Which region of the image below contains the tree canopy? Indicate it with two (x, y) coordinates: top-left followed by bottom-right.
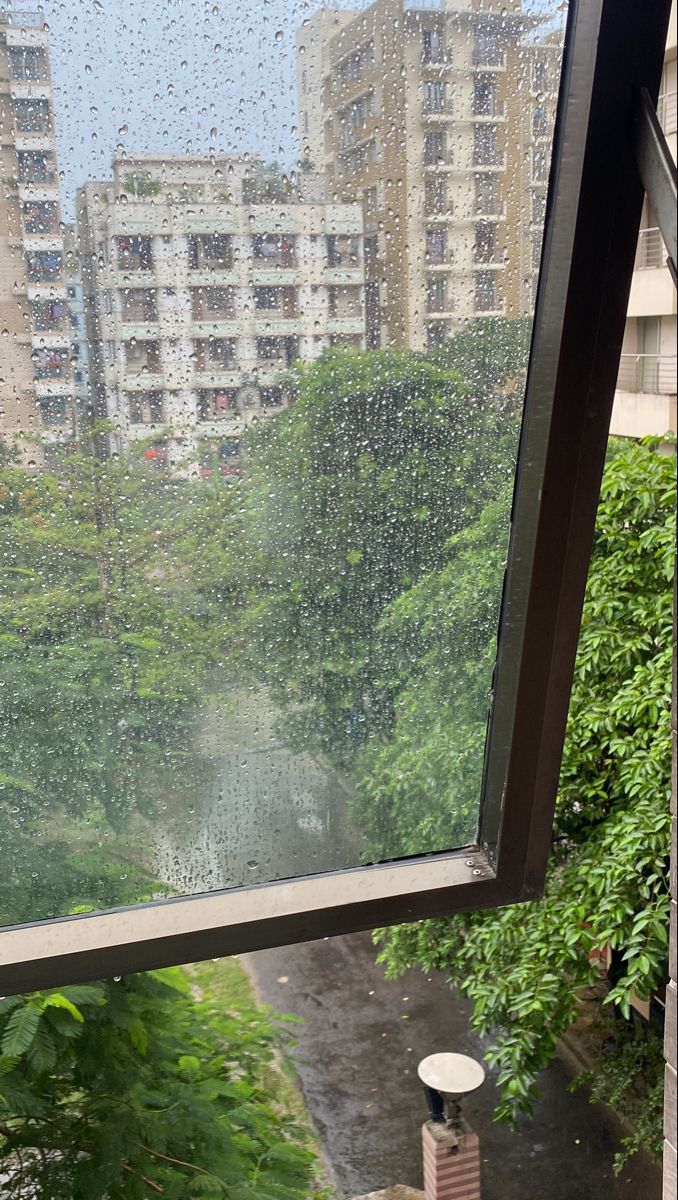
(371, 437), (674, 1163)
(239, 345), (519, 762)
(0, 443), (239, 922)
(0, 969), (316, 1199)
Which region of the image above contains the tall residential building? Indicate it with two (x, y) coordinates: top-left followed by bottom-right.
(0, 10), (74, 465)
(297, 0), (562, 351)
(76, 156), (365, 471)
(611, 3), (677, 439)
(63, 224), (92, 432)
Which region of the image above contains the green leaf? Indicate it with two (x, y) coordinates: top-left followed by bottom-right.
(1, 1004), (41, 1057)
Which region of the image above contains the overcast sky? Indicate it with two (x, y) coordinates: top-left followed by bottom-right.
(7, 0), (559, 216)
(18, 0), (366, 215)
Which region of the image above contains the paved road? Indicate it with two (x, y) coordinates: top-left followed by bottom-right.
(246, 931), (662, 1200)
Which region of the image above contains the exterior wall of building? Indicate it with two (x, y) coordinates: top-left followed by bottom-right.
(304, 0), (559, 352)
(77, 157), (365, 472)
(0, 11), (73, 465)
(63, 225), (92, 432)
(611, 2), (677, 441)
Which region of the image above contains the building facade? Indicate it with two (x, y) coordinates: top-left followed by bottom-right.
(76, 156), (365, 471)
(297, 0), (561, 351)
(63, 223), (92, 433)
(611, 5), (677, 439)
(0, 10), (74, 465)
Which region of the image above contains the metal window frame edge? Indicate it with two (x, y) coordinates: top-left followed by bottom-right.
(0, 0), (672, 996)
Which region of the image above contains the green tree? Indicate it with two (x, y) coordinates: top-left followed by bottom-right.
(240, 347), (518, 762)
(0, 444), (239, 922)
(0, 970), (315, 1199)
(371, 438), (674, 1163)
(355, 486), (512, 857)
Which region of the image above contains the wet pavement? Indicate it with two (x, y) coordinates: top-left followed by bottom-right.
(246, 931), (662, 1200)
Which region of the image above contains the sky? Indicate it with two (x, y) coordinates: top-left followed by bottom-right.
(13, 0), (367, 215)
(6, 0), (562, 217)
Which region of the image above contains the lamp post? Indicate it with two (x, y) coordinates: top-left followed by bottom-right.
(417, 1053), (485, 1200)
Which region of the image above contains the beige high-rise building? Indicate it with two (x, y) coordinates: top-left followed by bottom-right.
(611, 2), (677, 439)
(77, 155), (365, 471)
(0, 10), (73, 465)
(297, 0), (562, 351)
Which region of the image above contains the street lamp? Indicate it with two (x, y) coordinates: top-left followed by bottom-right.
(417, 1052), (485, 1133)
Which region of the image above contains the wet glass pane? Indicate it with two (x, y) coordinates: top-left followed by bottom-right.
(0, 0), (567, 924)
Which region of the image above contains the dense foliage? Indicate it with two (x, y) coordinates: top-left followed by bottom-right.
(371, 438), (674, 1157)
(0, 969), (315, 1199)
(0, 443), (238, 922)
(240, 344), (519, 761)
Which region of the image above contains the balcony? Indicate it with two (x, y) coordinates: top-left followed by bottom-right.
(128, 393), (165, 425)
(26, 250), (63, 283)
(197, 388), (240, 422)
(472, 100), (506, 122)
(472, 153), (506, 171)
(30, 297), (67, 332)
(616, 354), (677, 395)
(327, 317), (364, 335)
(634, 227), (667, 271)
(657, 90), (677, 135)
(472, 51), (506, 71)
(33, 348), (69, 380)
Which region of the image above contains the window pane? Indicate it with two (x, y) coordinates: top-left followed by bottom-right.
(0, 1), (566, 927)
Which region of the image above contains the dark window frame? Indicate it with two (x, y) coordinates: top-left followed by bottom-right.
(0, 0), (671, 995)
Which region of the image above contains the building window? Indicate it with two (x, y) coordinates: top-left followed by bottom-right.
(423, 130), (446, 166)
(423, 81), (446, 114)
(473, 75), (500, 117)
(474, 270), (497, 312)
(188, 234), (233, 270)
(532, 106), (549, 138)
(532, 191), (547, 225)
(425, 228), (447, 265)
(26, 250), (63, 282)
(198, 388), (238, 419)
(474, 125), (501, 167)
(121, 288), (157, 322)
(192, 286), (235, 319)
(473, 29), (504, 69)
(17, 150), (56, 185)
(8, 45), (48, 81)
(426, 321), (447, 350)
(128, 392), (164, 424)
(116, 236), (153, 271)
(426, 277), (447, 313)
(532, 147), (549, 183)
(252, 234), (296, 267)
(475, 174), (500, 215)
(474, 222), (497, 265)
(425, 177), (447, 215)
(12, 97), (52, 132)
(422, 28), (444, 64)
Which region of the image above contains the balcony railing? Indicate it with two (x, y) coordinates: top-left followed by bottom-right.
(657, 90), (677, 135)
(3, 11), (46, 26)
(472, 100), (505, 119)
(634, 227), (666, 270)
(616, 354), (677, 395)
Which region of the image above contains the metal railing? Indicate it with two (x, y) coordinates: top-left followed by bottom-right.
(634, 226), (666, 269)
(2, 10), (45, 26)
(616, 353), (677, 395)
(657, 90), (677, 134)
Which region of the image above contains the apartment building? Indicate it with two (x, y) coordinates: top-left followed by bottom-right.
(0, 10), (73, 465)
(297, 0), (561, 351)
(611, 3), (677, 439)
(63, 224), (92, 432)
(76, 157), (365, 471)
